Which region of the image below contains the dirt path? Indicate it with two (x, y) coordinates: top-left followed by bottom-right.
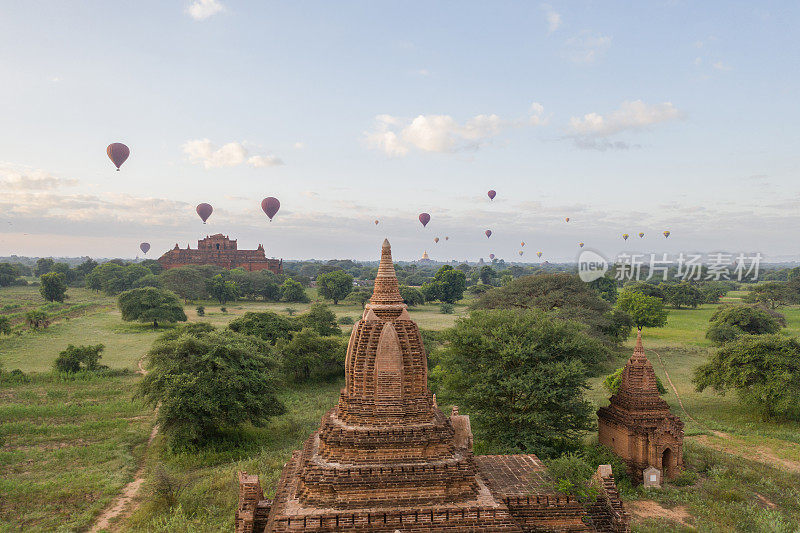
(650, 348), (800, 474)
(626, 500), (691, 527)
(89, 356), (156, 533)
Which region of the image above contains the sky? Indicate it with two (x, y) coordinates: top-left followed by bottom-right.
(1, 1), (799, 262)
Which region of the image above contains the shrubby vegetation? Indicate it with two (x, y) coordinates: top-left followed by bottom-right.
(53, 344), (106, 373)
(694, 334), (800, 420)
(118, 287), (187, 329)
(39, 271), (67, 302)
(472, 273), (632, 345)
(433, 309), (606, 458)
(138, 324), (286, 448)
(706, 304), (784, 344)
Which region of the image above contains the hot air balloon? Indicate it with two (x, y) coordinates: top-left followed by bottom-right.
(434, 237), (440, 243)
(663, 230), (671, 238)
(419, 213), (431, 227)
(622, 233), (629, 241)
(374, 220), (379, 225)
(445, 236), (449, 240)
(196, 203), (213, 224)
(578, 242), (584, 248)
(565, 217), (570, 222)
(485, 229), (492, 238)
(639, 232), (645, 238)
(519, 251), (524, 256)
(107, 143), (130, 171)
(140, 242), (150, 254)
(487, 190), (496, 200)
(489, 253), (495, 260)
(537, 251), (543, 258)
(261, 197), (280, 221)
(520, 241), (526, 247)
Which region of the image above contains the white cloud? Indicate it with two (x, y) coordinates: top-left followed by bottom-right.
(366, 107), (545, 157)
(529, 102), (547, 125)
(0, 165), (77, 190)
(182, 139), (283, 169)
(712, 61), (732, 71)
(248, 155), (284, 167)
(565, 31), (611, 64)
(541, 4), (562, 33)
(568, 100), (680, 150)
(417, 68), (431, 76)
(183, 139), (246, 168)
(186, 0), (224, 20)
(293, 142), (305, 149)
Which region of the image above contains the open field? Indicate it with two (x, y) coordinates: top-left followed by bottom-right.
(4, 283), (800, 531)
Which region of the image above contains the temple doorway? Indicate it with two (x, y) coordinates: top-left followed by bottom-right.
(662, 448), (674, 478)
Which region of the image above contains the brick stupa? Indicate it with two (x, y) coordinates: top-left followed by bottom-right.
(237, 240), (630, 532)
(597, 330), (684, 481)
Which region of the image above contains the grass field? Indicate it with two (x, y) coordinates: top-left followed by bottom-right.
(4, 283), (800, 531)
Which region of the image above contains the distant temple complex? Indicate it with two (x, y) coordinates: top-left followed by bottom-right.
(597, 331), (684, 483)
(157, 234), (282, 274)
(236, 239), (629, 533)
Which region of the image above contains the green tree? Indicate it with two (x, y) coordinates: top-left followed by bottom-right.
(25, 310), (50, 330)
(228, 311), (298, 344)
(622, 281), (665, 302)
(35, 258), (55, 277)
(133, 274), (162, 289)
(399, 285), (425, 307)
(53, 344), (105, 373)
(706, 304), (784, 344)
(343, 288), (371, 308)
(614, 290), (668, 331)
(316, 270), (354, 305)
(298, 303), (341, 336)
(118, 287), (187, 329)
(0, 263), (19, 287)
(694, 334), (800, 420)
(0, 316), (11, 335)
(478, 265), (497, 286)
(39, 272), (67, 302)
(660, 282), (704, 309)
(588, 276), (619, 303)
(161, 267), (206, 302)
(276, 327), (346, 382)
(137, 325), (285, 447)
(422, 265), (467, 304)
(436, 309), (603, 458)
(206, 274), (239, 305)
(473, 273), (632, 345)
(743, 282), (794, 309)
(280, 278), (309, 303)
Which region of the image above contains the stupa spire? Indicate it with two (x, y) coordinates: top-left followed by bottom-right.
(369, 239), (404, 306)
(617, 330), (661, 398)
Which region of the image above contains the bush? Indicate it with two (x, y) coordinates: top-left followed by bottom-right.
(54, 344), (106, 373)
(137, 325), (285, 448)
(228, 311), (298, 344)
(399, 285), (425, 306)
(671, 469), (699, 486)
(316, 270), (354, 304)
(337, 316), (355, 325)
(276, 327), (346, 382)
(0, 316), (10, 335)
(280, 278), (309, 303)
(436, 309), (604, 457)
(547, 453), (600, 502)
(706, 304), (783, 345)
(39, 271), (68, 302)
(118, 287), (187, 329)
(297, 304), (341, 336)
(694, 334), (800, 420)
(439, 303), (455, 314)
(25, 310), (50, 330)
(220, 307), (227, 313)
(196, 305), (205, 316)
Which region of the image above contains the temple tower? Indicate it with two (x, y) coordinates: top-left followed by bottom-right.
(597, 331), (684, 481)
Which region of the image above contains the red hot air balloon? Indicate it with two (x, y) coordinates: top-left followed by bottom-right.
(374, 220), (379, 225)
(139, 242), (150, 254)
(419, 213), (431, 227)
(489, 253), (495, 260)
(565, 217), (570, 222)
(107, 143), (130, 171)
(485, 229), (492, 238)
(196, 203), (213, 224)
(487, 190), (496, 200)
(434, 237), (440, 243)
(261, 197), (280, 221)
(445, 236), (449, 240)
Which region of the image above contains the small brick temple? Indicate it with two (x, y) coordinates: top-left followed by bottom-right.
(236, 239), (630, 532)
(157, 234), (282, 273)
(597, 330), (684, 482)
